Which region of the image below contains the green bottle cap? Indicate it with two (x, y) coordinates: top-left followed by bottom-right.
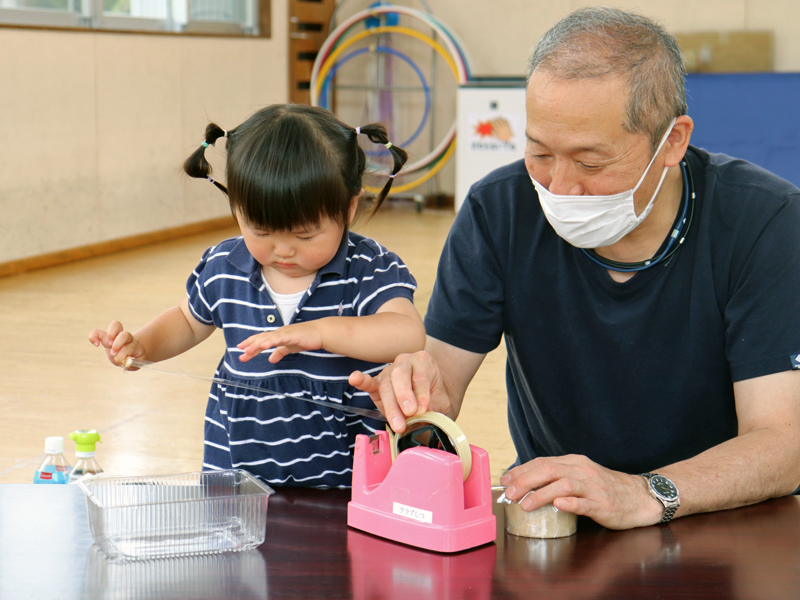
(69, 430), (102, 453)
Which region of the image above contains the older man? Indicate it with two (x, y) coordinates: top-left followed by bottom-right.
(350, 6), (800, 529)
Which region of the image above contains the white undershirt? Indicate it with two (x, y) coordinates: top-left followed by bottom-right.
(262, 273), (307, 325)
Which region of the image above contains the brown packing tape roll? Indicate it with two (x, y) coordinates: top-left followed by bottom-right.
(387, 412), (473, 481)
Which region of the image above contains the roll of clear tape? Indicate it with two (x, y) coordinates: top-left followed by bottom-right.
(503, 498), (578, 539)
(387, 412), (473, 482)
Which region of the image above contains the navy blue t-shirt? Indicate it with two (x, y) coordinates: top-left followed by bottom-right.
(425, 147), (800, 474)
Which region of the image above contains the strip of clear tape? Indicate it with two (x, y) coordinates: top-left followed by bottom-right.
(123, 358), (386, 422)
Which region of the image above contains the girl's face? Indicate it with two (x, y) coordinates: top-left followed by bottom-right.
(237, 196), (359, 284)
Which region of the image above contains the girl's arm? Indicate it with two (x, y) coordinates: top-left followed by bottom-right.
(237, 297), (425, 364)
(89, 297), (216, 367)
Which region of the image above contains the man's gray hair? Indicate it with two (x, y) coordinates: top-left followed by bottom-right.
(527, 7), (687, 149)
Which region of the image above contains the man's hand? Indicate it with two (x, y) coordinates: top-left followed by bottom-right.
(349, 351), (454, 434)
(500, 454), (665, 530)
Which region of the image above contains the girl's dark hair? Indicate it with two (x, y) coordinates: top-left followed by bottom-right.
(183, 104), (408, 232)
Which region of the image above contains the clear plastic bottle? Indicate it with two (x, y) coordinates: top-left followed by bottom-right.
(34, 436), (72, 484)
(68, 430), (103, 484)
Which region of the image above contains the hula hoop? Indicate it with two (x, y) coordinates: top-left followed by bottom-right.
(312, 6), (472, 190)
(314, 26), (459, 176)
(313, 5), (471, 94)
(319, 45), (431, 152)
(315, 26), (459, 104)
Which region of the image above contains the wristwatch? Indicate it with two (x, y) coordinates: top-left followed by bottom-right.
(640, 473), (681, 523)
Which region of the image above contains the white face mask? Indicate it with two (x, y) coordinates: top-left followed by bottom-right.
(530, 118), (677, 249)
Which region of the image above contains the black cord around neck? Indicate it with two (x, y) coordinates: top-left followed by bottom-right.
(582, 160), (695, 273)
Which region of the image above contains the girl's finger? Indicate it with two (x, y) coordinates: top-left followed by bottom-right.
(237, 333), (269, 348)
(110, 330), (133, 355)
(237, 344), (263, 362)
(88, 329), (106, 347)
(268, 346), (291, 364)
(114, 347), (132, 366)
(106, 321), (124, 340)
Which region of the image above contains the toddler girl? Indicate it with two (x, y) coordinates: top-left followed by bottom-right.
(89, 104), (425, 488)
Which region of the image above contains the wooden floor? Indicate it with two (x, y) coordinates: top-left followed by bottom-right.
(0, 202), (515, 485)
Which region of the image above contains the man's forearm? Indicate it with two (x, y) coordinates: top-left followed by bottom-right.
(497, 372), (800, 530)
(657, 426), (800, 519)
(424, 336), (487, 420)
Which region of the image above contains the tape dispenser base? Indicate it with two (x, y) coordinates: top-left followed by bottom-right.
(347, 424), (496, 553)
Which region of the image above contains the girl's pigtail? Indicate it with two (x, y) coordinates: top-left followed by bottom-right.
(183, 123), (229, 194)
(359, 124), (409, 215)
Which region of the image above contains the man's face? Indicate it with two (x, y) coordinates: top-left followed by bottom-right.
(524, 71), (665, 217)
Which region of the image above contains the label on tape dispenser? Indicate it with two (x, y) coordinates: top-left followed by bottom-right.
(392, 502), (433, 524)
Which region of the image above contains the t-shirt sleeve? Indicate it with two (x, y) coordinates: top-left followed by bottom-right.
(424, 193), (506, 354)
(352, 241), (417, 317)
(726, 192), (800, 381)
(185, 245), (220, 327)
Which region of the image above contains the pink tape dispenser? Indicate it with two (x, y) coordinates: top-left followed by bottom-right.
(347, 412), (496, 553)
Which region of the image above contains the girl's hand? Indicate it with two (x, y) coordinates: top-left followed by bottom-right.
(88, 320), (146, 368)
(237, 322), (325, 364)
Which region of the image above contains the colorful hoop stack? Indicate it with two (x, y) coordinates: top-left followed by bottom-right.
(310, 5), (473, 194)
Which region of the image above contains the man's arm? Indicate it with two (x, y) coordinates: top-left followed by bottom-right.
(501, 369), (800, 529)
(659, 369), (800, 515)
(349, 336), (486, 433)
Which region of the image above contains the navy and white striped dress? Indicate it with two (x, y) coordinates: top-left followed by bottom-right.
(186, 232), (417, 488)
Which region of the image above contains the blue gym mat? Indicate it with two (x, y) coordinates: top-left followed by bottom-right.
(686, 73), (800, 189)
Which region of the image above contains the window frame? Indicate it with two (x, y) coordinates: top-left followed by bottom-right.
(0, 0), (270, 38)
(0, 6), (86, 29)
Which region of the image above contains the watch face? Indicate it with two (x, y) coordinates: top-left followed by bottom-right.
(651, 475), (678, 501)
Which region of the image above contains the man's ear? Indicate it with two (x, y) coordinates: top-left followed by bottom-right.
(664, 115), (694, 168)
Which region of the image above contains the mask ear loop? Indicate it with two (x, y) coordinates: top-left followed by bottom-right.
(629, 117), (679, 225)
(631, 117), (678, 195)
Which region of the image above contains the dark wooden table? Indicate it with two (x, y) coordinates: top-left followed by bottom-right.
(1, 484), (798, 599)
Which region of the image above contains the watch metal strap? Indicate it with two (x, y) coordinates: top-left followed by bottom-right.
(641, 472), (679, 524)
(660, 504), (678, 524)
